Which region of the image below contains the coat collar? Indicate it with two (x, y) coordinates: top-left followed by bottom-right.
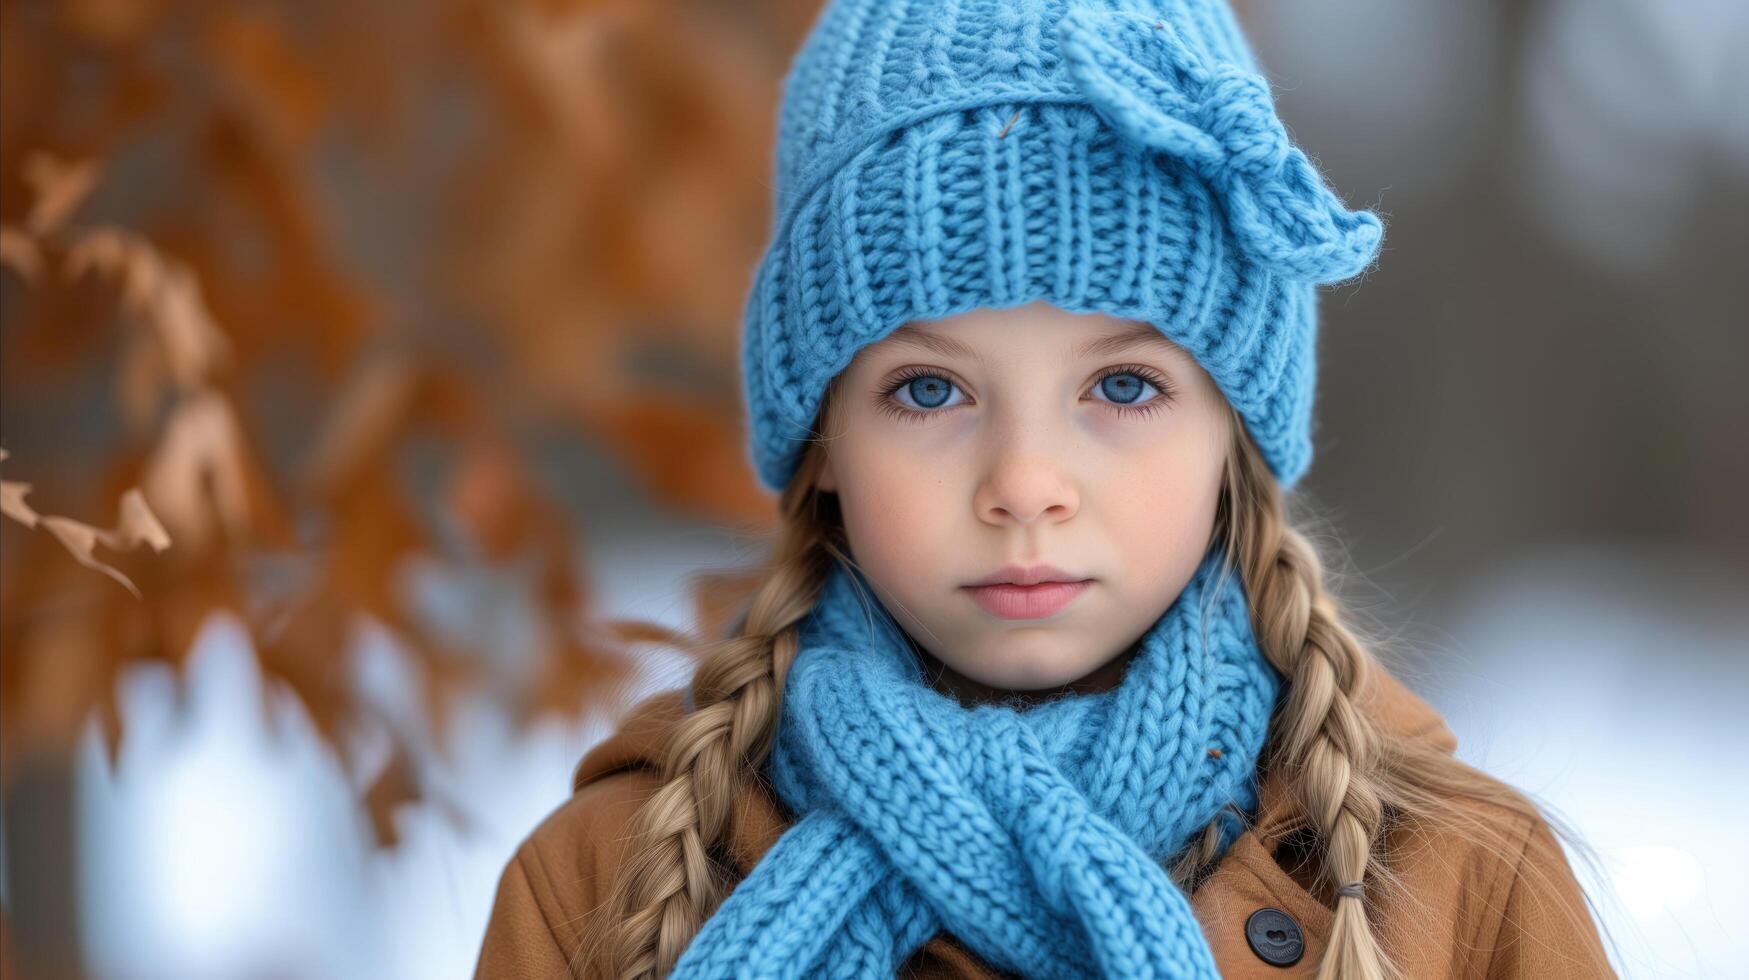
(572, 660), (1459, 879)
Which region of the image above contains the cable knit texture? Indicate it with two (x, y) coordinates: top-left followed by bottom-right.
(741, 0), (1384, 492)
(669, 544), (1282, 978)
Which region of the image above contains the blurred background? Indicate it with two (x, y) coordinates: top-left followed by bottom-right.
(1, 0), (1744, 977)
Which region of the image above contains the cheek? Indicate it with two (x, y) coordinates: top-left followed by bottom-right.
(1103, 430), (1226, 565)
(835, 447), (957, 570)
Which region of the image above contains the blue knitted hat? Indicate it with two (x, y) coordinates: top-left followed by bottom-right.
(741, 0), (1384, 492)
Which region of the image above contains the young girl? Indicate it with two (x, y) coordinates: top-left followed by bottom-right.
(477, 0), (1616, 977)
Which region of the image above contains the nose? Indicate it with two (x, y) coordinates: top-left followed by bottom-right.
(973, 446), (1081, 528)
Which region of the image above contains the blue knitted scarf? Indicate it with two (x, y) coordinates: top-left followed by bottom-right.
(671, 544), (1282, 978)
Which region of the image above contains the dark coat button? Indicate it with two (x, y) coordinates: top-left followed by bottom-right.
(1245, 907), (1305, 967)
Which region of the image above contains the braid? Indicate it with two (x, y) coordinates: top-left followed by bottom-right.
(1177, 401), (1622, 978)
(1222, 409), (1398, 980)
(575, 443), (848, 979)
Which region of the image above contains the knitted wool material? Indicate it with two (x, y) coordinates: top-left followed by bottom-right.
(669, 544), (1282, 978)
(741, 0), (1385, 493)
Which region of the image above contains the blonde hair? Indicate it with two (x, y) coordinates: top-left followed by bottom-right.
(577, 378), (1614, 979)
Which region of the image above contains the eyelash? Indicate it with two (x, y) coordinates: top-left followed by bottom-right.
(874, 363), (1177, 423)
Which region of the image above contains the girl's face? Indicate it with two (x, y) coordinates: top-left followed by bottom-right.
(818, 299), (1233, 700)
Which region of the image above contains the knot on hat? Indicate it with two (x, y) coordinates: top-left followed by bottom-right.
(1060, 4), (1383, 284)
(1195, 67), (1287, 179)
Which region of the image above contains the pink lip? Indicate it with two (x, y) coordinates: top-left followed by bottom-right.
(962, 580), (1092, 620)
(964, 563), (1085, 587)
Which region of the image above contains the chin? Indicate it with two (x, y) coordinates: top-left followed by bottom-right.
(967, 661), (1090, 693)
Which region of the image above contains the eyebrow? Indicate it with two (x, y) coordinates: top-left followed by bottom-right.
(884, 326), (985, 361)
(884, 323), (1178, 361)
(1071, 324), (1181, 359)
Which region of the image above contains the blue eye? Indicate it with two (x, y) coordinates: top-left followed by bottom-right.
(1087, 367), (1174, 417)
(901, 374), (955, 409)
(1096, 372), (1150, 405)
(883, 371), (967, 414)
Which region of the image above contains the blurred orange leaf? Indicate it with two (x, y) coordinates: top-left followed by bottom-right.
(22, 151), (101, 236)
(445, 438), (545, 562)
(2, 448), (171, 599)
(140, 391), (253, 553)
(0, 227), (42, 281)
(66, 227), (233, 390)
(199, 4), (329, 153)
(299, 353), (421, 499)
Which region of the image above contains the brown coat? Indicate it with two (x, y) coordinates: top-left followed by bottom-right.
(476, 667), (1615, 978)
